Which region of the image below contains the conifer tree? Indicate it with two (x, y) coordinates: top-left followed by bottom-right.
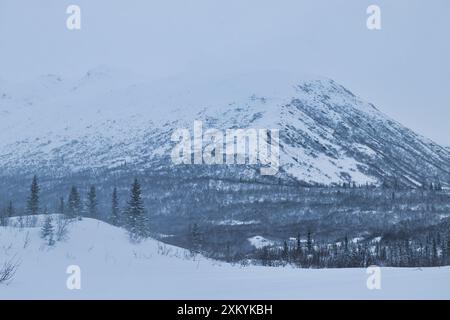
(190, 223), (202, 254)
(26, 175), (40, 215)
(58, 197), (65, 214)
(126, 179), (147, 240)
(6, 201), (14, 217)
(41, 215), (55, 245)
(87, 185), (98, 218)
(68, 186), (82, 218)
(344, 235), (349, 253)
(282, 240), (289, 261)
(111, 187), (120, 226)
(432, 238), (438, 266)
(296, 233), (302, 254)
(307, 231), (313, 254)
(446, 236), (450, 265)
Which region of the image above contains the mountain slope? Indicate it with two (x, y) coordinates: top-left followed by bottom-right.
(1, 68), (449, 187)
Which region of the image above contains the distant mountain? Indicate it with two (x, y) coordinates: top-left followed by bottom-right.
(1, 67), (449, 188)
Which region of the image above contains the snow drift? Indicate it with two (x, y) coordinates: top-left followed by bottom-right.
(1, 215), (449, 299)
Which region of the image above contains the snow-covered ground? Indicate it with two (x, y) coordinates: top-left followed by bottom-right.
(1, 216), (449, 300)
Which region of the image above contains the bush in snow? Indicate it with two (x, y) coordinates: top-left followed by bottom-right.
(55, 215), (71, 242)
(0, 257), (20, 285)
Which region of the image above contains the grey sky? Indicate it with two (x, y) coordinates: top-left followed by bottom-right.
(0, 0), (449, 145)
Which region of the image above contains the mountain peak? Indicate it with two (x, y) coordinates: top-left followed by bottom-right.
(1, 68), (449, 188)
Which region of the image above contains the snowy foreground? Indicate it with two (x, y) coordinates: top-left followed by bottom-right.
(1, 216), (449, 300)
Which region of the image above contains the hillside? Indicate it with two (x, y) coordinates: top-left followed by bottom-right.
(1, 216), (449, 299)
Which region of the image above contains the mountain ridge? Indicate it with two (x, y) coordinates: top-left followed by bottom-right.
(1, 67), (449, 187)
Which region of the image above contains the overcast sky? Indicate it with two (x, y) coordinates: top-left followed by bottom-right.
(1, 0), (449, 145)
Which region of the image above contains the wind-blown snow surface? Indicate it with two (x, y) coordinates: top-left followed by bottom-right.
(1, 68), (450, 187)
(1, 216), (449, 300)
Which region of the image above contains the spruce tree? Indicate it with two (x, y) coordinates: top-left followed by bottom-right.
(344, 235), (349, 253)
(41, 215), (54, 245)
(58, 197), (65, 214)
(296, 233), (302, 254)
(111, 187), (120, 226)
(68, 186), (82, 218)
(190, 223), (201, 254)
(26, 175), (40, 215)
(283, 240), (289, 261)
(87, 185), (98, 218)
(6, 201), (14, 217)
(432, 238), (438, 266)
(307, 231), (313, 254)
(126, 179), (147, 239)
(446, 236), (450, 265)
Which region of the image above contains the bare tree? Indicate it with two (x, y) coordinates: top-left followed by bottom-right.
(0, 257), (20, 284)
(55, 215), (71, 241)
(23, 232), (31, 249)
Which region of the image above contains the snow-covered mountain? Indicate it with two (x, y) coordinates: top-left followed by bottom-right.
(1, 67), (450, 187)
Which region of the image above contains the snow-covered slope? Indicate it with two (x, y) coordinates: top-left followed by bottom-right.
(1, 68), (450, 186)
(1, 216), (449, 299)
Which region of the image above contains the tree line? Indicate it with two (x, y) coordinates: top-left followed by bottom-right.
(252, 231), (450, 268)
(0, 175), (149, 241)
